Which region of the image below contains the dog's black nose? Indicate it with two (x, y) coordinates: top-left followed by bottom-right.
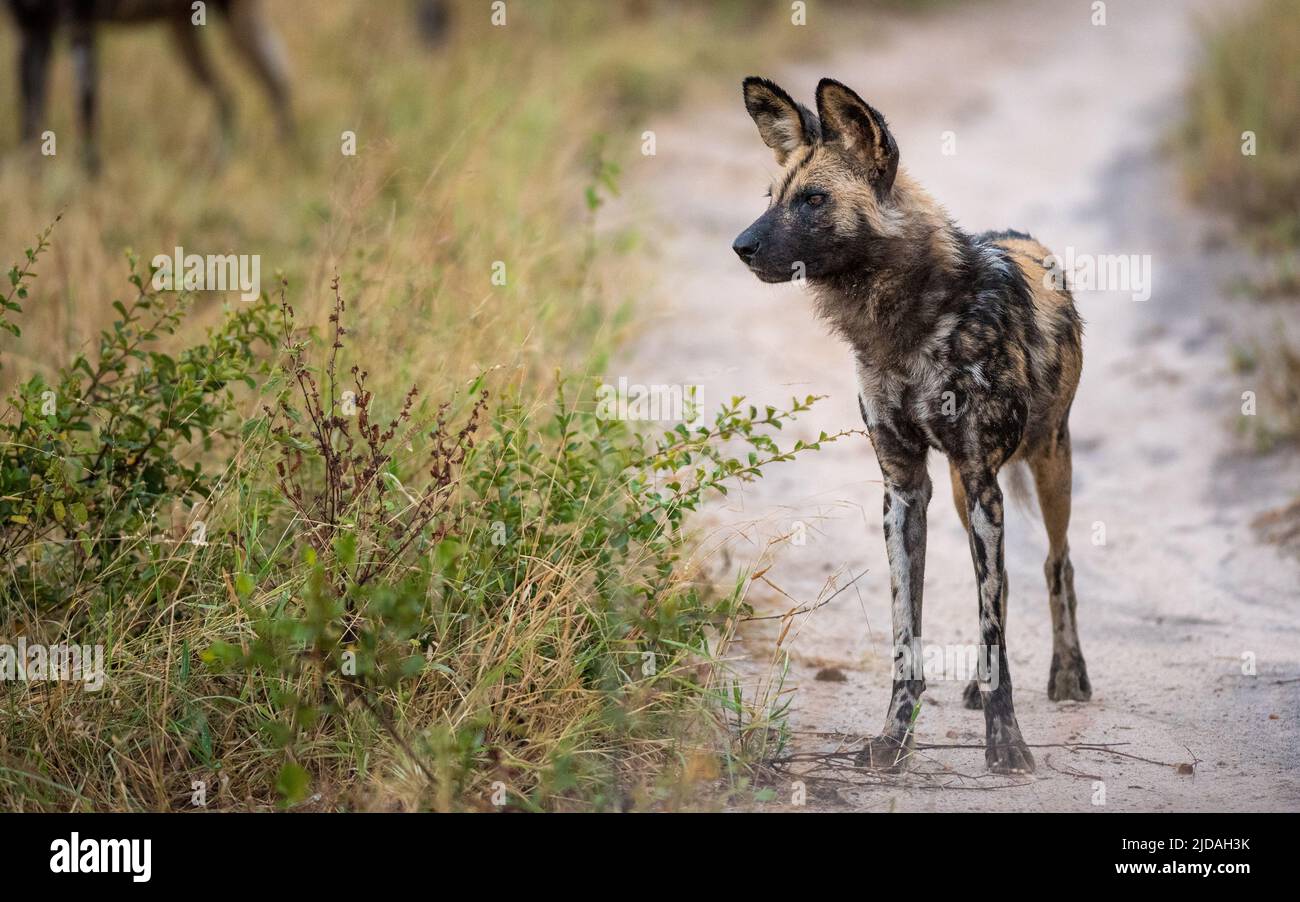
(732, 236), (760, 263)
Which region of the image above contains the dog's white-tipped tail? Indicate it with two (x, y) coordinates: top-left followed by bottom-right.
(1003, 460), (1038, 519)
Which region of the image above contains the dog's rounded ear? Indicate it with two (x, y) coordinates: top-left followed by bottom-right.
(743, 76), (819, 165)
(815, 78), (899, 197)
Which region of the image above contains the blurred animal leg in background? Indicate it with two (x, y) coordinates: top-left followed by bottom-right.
(416, 0), (452, 48)
(171, 13), (237, 163)
(69, 18), (100, 176)
(226, 0), (294, 138)
(16, 5), (54, 149)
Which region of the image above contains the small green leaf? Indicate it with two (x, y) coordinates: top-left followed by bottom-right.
(434, 537), (463, 570)
(275, 762), (311, 804)
(334, 531), (357, 570)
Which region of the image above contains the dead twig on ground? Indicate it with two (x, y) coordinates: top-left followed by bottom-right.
(740, 568), (870, 622)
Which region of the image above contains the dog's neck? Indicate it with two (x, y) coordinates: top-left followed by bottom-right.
(810, 175), (967, 373)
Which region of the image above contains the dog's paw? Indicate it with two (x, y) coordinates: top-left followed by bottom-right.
(986, 738), (1036, 775)
(1048, 652), (1092, 702)
(962, 680), (983, 709)
(855, 734), (914, 773)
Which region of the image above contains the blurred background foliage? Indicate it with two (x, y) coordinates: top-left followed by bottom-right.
(1181, 0), (1300, 448)
(0, 0), (821, 403)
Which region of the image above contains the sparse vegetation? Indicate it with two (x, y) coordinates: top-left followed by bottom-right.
(1, 228), (839, 810)
(0, 1), (799, 402)
(0, 0), (849, 810)
(1182, 0), (1300, 448)
(1181, 0), (1300, 251)
(1230, 332), (1300, 449)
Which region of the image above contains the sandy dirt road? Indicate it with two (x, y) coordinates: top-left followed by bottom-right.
(620, 0), (1300, 810)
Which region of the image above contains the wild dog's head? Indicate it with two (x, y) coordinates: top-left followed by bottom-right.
(733, 77), (903, 283)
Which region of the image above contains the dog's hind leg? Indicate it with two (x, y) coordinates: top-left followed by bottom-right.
(856, 412), (931, 772)
(1029, 428), (1091, 702)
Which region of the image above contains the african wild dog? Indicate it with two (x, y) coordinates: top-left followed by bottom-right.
(7, 0), (292, 174)
(733, 77), (1091, 774)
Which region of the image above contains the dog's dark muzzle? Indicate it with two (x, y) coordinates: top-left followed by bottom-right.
(732, 226), (762, 265)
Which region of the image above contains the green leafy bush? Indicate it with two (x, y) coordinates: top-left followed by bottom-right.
(1, 227), (832, 810)
(1, 223), (276, 605)
(208, 282), (832, 808)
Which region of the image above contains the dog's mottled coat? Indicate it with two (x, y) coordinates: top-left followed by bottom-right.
(733, 77), (1091, 774)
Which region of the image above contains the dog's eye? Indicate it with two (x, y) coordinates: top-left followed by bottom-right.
(805, 193), (827, 207)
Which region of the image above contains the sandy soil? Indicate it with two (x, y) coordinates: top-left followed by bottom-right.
(618, 0), (1300, 810)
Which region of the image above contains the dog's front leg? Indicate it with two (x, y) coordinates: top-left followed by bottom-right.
(857, 422), (931, 771)
(960, 469), (1035, 774)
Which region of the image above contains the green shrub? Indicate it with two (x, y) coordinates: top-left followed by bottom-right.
(1, 222), (276, 605)
(1, 228), (832, 810)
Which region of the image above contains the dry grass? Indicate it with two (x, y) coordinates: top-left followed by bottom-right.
(0, 1), (805, 401)
(1181, 0), (1300, 251)
(1231, 330), (1300, 448)
(1, 0), (835, 810)
(1183, 0), (1300, 448)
